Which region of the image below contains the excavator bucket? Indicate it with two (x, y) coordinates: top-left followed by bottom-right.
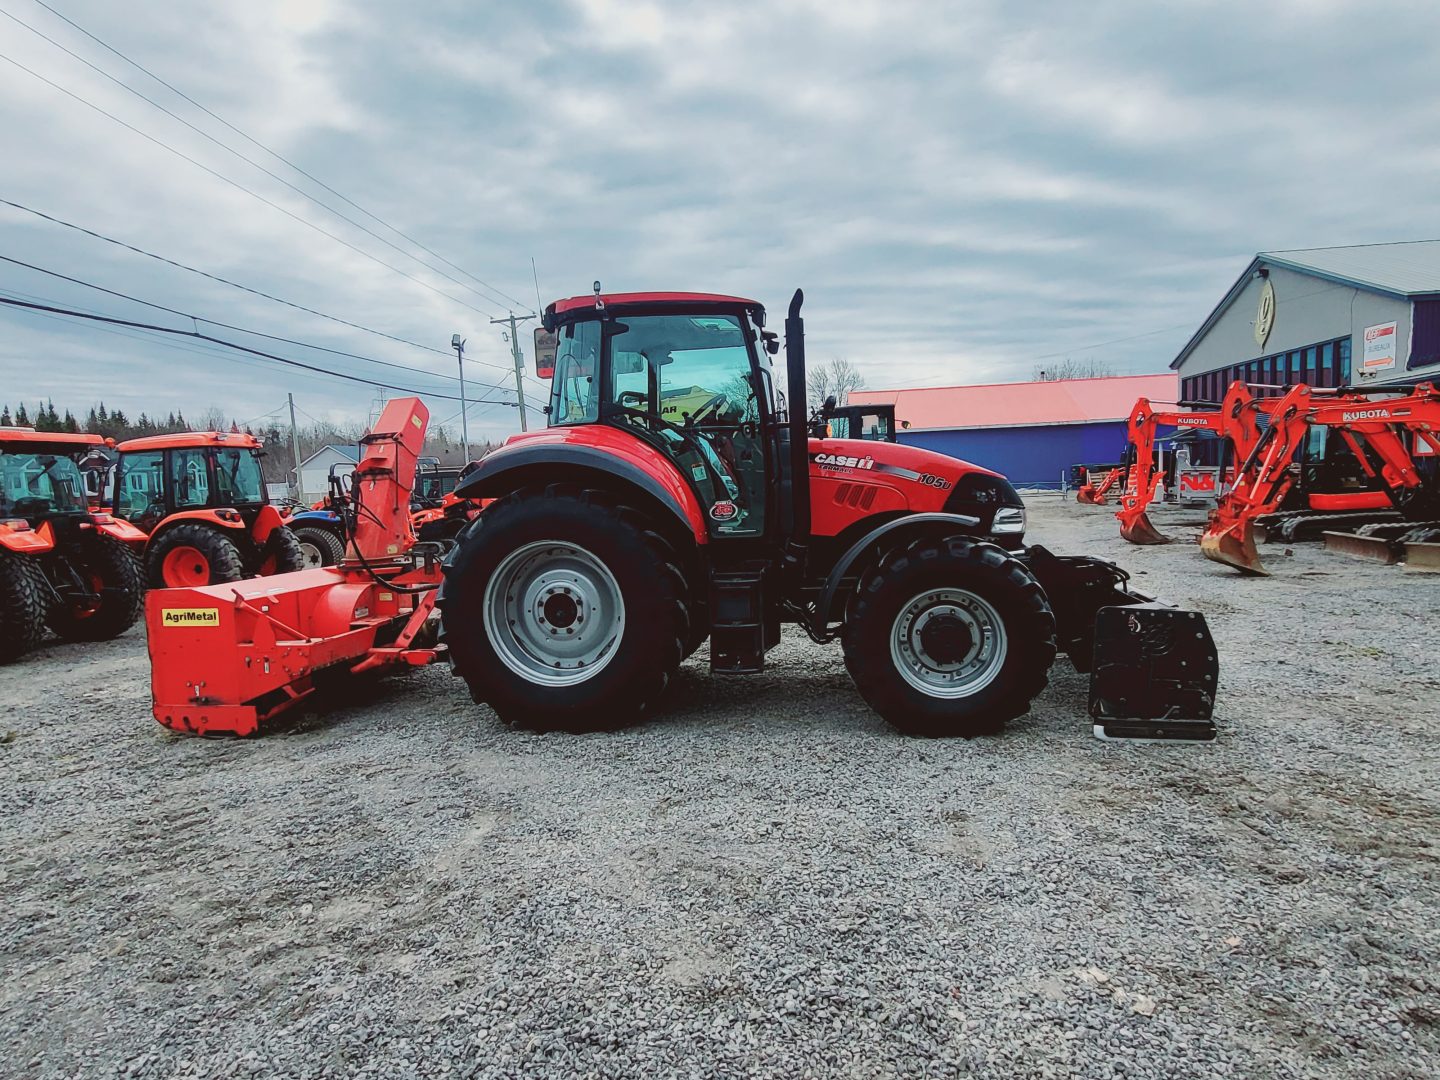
(1076, 485), (1098, 504)
(1199, 518), (1268, 576)
(1118, 510), (1171, 545)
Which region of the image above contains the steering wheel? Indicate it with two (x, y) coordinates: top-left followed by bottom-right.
(613, 406), (733, 501)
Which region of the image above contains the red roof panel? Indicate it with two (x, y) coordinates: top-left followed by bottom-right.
(550, 292), (762, 316)
(849, 373), (1179, 431)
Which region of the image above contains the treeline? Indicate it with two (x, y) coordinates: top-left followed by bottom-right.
(4, 400), (497, 483)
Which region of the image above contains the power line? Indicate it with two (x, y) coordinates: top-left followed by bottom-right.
(0, 252), (514, 383)
(0, 3), (523, 313)
(0, 197), (457, 358)
(0, 294), (541, 411)
(25, 0), (531, 311)
(0, 48), (501, 320)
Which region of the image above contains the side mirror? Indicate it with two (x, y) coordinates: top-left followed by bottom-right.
(823, 395), (837, 415)
(533, 328), (557, 379)
(901, 420), (911, 430)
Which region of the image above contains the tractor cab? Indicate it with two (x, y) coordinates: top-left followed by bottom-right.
(113, 431), (270, 533)
(413, 457), (464, 510)
(113, 432), (304, 589)
(0, 430), (93, 523)
(813, 400), (900, 442)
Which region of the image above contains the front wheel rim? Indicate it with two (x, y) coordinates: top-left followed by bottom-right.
(890, 588), (1008, 698)
(162, 546), (210, 588)
(298, 540), (324, 568)
(483, 541), (625, 687)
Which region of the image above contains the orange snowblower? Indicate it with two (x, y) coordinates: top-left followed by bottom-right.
(145, 398), (446, 735)
(1201, 382), (1440, 574)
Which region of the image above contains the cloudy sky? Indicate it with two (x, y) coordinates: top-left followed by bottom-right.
(2, 0), (1438, 441)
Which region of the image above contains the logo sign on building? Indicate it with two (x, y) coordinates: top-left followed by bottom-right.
(1253, 278), (1276, 348)
(1361, 321), (1398, 375)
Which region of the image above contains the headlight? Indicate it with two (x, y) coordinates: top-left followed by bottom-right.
(991, 506), (1026, 534)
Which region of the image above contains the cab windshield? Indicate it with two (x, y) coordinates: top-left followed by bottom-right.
(0, 450), (88, 517)
(212, 448), (266, 505)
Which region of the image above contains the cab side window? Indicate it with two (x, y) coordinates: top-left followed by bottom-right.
(550, 321), (600, 425)
(170, 449), (210, 509)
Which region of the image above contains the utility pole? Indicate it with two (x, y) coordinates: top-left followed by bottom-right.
(451, 335), (470, 463)
(490, 311), (535, 433)
(287, 393), (303, 501)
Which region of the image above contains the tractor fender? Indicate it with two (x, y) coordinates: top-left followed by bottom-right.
(145, 510), (248, 549)
(0, 519), (55, 554)
(250, 504), (286, 545)
(455, 437), (709, 546)
(814, 511), (982, 632)
(86, 514), (147, 544)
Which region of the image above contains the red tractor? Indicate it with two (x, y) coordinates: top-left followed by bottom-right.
(144, 289), (1220, 742)
(433, 289), (1218, 738)
(112, 431), (305, 588)
(0, 428), (146, 662)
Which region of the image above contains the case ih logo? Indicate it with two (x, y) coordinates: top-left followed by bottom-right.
(813, 453), (875, 470)
(709, 501), (738, 521)
(1342, 408), (1391, 422)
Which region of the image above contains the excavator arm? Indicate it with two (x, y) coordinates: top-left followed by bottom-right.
(1201, 382), (1440, 574)
(1115, 397), (1227, 544)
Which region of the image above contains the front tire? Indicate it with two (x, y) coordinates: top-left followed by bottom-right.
(47, 534), (144, 642)
(0, 552), (47, 662)
(842, 537), (1056, 737)
(439, 485), (692, 731)
(293, 525), (345, 568)
(256, 526), (307, 576)
(147, 524), (247, 589)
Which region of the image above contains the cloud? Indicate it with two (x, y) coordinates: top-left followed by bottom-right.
(1, 0), (1438, 443)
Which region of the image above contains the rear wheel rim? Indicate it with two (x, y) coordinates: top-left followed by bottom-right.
(890, 588), (1007, 698)
(483, 541), (625, 687)
(162, 546), (211, 588)
(298, 540), (324, 568)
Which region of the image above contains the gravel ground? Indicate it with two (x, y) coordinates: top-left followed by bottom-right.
(2, 498), (1437, 1079)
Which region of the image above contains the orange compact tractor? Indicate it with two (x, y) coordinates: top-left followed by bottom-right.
(1202, 382), (1440, 574)
(112, 431), (305, 589)
(0, 428), (146, 662)
(145, 289), (1221, 742)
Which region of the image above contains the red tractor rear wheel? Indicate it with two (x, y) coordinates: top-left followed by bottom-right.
(842, 537), (1057, 737)
(0, 551), (47, 663)
(46, 534), (143, 642)
(439, 484), (693, 731)
(147, 524), (246, 589)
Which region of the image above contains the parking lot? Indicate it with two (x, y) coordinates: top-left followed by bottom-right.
(2, 498), (1437, 1079)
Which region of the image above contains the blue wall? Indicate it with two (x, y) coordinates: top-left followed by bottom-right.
(899, 422), (1128, 486)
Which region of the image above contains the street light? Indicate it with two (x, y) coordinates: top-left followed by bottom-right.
(451, 334), (470, 463)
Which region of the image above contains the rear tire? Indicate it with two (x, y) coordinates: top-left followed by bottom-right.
(439, 485), (691, 731)
(147, 524), (246, 589)
(47, 534), (144, 642)
(257, 526), (306, 576)
(292, 525), (344, 569)
(0, 552), (46, 663)
(842, 537), (1056, 737)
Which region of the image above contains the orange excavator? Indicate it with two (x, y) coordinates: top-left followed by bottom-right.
(1075, 466), (1122, 505)
(1201, 382), (1440, 574)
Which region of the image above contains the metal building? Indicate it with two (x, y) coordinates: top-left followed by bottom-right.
(1172, 240), (1440, 399)
(849, 373), (1177, 488)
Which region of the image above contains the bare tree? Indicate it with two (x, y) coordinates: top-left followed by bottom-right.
(807, 357), (867, 407)
(1031, 358), (1115, 382)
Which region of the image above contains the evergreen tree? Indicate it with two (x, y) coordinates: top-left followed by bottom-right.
(15, 403), (29, 426)
(0, 406), (10, 426)
(62, 410), (79, 433)
(86, 406), (99, 431)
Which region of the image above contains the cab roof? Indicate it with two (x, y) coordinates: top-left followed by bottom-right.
(546, 291), (764, 328)
(118, 431), (262, 452)
(0, 427), (106, 450)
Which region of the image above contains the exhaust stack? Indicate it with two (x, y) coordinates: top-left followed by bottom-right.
(785, 289), (811, 543)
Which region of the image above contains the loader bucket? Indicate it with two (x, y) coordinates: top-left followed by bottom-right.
(1199, 520), (1268, 576)
(1118, 510), (1171, 545)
